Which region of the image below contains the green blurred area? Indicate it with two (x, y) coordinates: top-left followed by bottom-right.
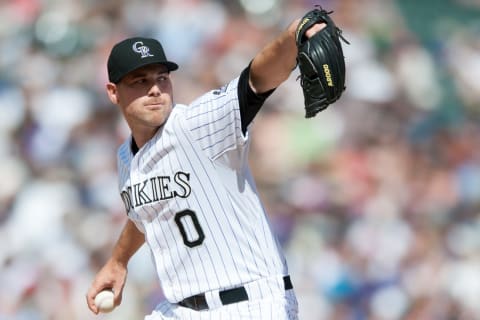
(397, 0), (480, 41)
(395, 0), (480, 128)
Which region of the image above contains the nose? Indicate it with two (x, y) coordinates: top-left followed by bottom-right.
(148, 83), (161, 96)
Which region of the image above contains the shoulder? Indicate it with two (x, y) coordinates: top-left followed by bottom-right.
(190, 77), (241, 107)
(168, 103), (188, 121)
(117, 138), (131, 155)
(172, 103), (188, 112)
(117, 138), (133, 164)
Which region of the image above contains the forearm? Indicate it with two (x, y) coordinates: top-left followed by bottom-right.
(249, 19), (300, 93)
(111, 219), (145, 266)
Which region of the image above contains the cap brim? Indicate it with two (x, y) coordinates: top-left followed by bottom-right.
(113, 60), (179, 83)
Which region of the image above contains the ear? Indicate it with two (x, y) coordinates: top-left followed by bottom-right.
(106, 83), (119, 105)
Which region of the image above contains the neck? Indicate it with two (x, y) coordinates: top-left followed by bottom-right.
(131, 126), (159, 150)
(130, 138), (139, 155)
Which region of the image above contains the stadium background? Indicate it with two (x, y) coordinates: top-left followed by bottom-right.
(1, 0), (480, 319)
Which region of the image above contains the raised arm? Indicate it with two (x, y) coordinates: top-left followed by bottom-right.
(249, 19), (325, 94)
(86, 219), (145, 314)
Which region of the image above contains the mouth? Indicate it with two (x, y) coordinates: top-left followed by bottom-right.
(145, 102), (163, 109)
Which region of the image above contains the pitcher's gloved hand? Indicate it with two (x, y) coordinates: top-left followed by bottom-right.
(296, 6), (350, 118)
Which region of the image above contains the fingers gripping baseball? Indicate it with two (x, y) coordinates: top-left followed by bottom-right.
(86, 259), (127, 314)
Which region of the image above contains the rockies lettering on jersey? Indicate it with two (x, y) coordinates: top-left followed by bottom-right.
(117, 76), (288, 304)
(120, 172), (191, 210)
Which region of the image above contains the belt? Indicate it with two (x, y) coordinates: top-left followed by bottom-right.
(178, 275), (293, 311)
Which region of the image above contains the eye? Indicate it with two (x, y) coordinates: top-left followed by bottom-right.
(126, 78), (146, 87)
(134, 78), (146, 84)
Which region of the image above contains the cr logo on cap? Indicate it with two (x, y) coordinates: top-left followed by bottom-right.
(132, 41), (154, 58)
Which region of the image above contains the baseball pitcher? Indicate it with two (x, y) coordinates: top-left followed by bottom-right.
(86, 7), (347, 320)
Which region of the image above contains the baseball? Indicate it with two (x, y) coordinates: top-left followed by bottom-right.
(94, 290), (115, 313)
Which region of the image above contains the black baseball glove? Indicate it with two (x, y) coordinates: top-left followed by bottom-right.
(296, 6), (349, 118)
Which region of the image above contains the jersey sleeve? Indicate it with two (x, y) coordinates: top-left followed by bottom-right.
(183, 65), (275, 161)
(183, 76), (245, 160)
(116, 140), (146, 234)
(237, 64), (275, 135)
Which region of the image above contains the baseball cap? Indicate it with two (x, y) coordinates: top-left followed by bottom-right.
(107, 37), (179, 83)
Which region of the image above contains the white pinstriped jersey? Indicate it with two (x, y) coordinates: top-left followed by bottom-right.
(117, 76), (288, 303)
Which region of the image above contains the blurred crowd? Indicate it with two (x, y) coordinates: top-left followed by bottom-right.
(1, 0), (480, 319)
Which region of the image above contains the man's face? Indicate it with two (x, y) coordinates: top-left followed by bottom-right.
(107, 64), (174, 133)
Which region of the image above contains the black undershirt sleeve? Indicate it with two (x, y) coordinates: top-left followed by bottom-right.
(238, 64), (276, 135)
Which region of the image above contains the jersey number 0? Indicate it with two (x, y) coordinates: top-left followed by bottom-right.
(174, 210), (205, 248)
